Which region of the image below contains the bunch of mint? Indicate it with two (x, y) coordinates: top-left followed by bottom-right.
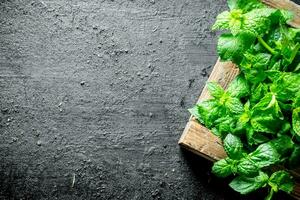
(189, 0), (300, 199)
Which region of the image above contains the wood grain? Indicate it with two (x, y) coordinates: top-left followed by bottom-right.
(198, 59), (239, 102)
(179, 0), (300, 198)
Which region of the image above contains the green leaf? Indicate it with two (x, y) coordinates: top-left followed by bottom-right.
(292, 107), (300, 136)
(268, 171), (294, 193)
(249, 143), (280, 168)
(243, 8), (277, 36)
(188, 105), (201, 121)
(240, 52), (271, 84)
(212, 158), (234, 178)
(225, 96), (244, 114)
(217, 32), (255, 64)
(286, 43), (300, 64)
(250, 83), (269, 104)
(278, 121), (292, 134)
(278, 10), (294, 24)
(206, 82), (244, 115)
(270, 25), (300, 65)
(245, 127), (255, 145)
(294, 62), (300, 72)
(293, 92), (300, 108)
(270, 61), (281, 71)
(206, 82), (224, 98)
(252, 53), (272, 69)
(241, 52), (272, 71)
(212, 11), (231, 31)
(251, 93), (284, 134)
(252, 93), (278, 112)
(237, 158), (258, 176)
(229, 171), (269, 194)
(227, 0), (237, 10)
(188, 100), (220, 128)
(211, 127), (222, 138)
(227, 74), (250, 98)
(213, 116), (237, 138)
(266, 70), (282, 82)
(214, 7), (278, 38)
(270, 72), (300, 102)
(236, 110), (250, 129)
(289, 145), (300, 169)
(268, 136), (294, 156)
(246, 130), (269, 146)
(217, 6), (274, 36)
(227, 0), (266, 12)
(251, 115), (280, 134)
(212, 9), (245, 35)
(223, 133), (243, 159)
(228, 10), (245, 35)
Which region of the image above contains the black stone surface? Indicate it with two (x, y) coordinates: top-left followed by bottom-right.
(0, 0), (299, 199)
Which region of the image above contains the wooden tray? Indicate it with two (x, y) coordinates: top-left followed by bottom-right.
(178, 0), (300, 198)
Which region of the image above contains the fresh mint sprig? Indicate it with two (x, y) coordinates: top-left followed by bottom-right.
(189, 0), (300, 199)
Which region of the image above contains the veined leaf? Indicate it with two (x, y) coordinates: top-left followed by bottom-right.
(229, 171), (269, 194)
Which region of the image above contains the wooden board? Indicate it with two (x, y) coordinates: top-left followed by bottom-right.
(178, 0), (300, 198)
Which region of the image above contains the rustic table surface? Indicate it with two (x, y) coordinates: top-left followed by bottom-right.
(0, 0), (299, 199)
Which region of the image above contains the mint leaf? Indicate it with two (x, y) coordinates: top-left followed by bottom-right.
(212, 10), (244, 35)
(270, 72), (300, 102)
(249, 143), (280, 168)
(225, 96), (244, 114)
(213, 116), (236, 138)
(206, 82), (244, 115)
(217, 32), (255, 64)
(224, 133), (243, 159)
(240, 52), (270, 84)
(292, 107), (300, 136)
(243, 8), (276, 36)
(227, 10), (244, 35)
(293, 92), (300, 108)
(250, 93), (284, 134)
(229, 171), (269, 194)
(289, 145), (300, 169)
(227, 74), (250, 98)
(278, 10), (294, 24)
(227, 0), (266, 12)
(237, 159), (258, 176)
(212, 158), (235, 178)
(212, 11), (231, 31)
(268, 171), (294, 193)
(191, 1), (300, 199)
(250, 83), (269, 104)
(252, 53), (272, 69)
(206, 82), (224, 98)
(214, 7), (277, 36)
(246, 130), (269, 146)
(189, 100), (220, 128)
(268, 136), (294, 156)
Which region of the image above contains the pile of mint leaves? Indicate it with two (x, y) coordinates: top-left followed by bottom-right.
(189, 0), (300, 199)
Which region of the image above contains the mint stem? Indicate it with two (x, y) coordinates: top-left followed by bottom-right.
(265, 189), (274, 200)
(258, 36), (276, 55)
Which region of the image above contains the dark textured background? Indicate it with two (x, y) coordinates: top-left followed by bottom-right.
(0, 0), (299, 199)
